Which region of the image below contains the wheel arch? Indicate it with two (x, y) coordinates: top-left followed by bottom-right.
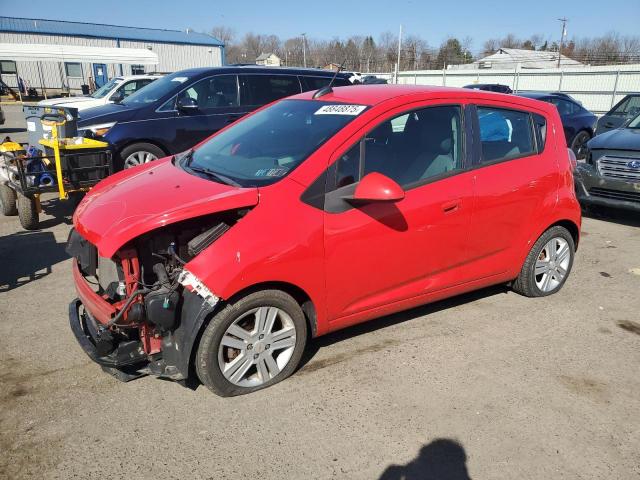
(222, 281), (318, 338)
(547, 219), (580, 251)
(181, 280), (319, 382)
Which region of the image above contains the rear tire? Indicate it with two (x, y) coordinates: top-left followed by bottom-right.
(570, 130), (591, 160)
(0, 184), (17, 216)
(513, 226), (575, 297)
(16, 192), (39, 230)
(119, 143), (165, 170)
(196, 290), (307, 397)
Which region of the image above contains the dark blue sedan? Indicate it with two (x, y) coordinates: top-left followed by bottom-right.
(77, 66), (352, 170)
(517, 92), (597, 159)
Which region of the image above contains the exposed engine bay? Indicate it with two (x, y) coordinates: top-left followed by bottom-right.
(67, 208), (249, 381)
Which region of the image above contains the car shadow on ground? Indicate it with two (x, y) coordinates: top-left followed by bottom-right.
(583, 206), (640, 228)
(377, 438), (471, 480)
(0, 229), (69, 292)
(298, 284), (509, 372)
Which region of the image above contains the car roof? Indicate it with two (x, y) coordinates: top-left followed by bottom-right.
(170, 66), (351, 79)
(291, 85), (558, 113)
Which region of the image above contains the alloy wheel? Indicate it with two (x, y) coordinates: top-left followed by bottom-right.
(217, 306), (297, 387)
(572, 132), (591, 160)
(534, 237), (571, 292)
(124, 150), (158, 169)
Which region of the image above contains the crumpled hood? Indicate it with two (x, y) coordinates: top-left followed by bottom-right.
(589, 127), (640, 151)
(73, 158), (259, 257)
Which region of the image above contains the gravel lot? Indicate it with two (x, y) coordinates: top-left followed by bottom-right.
(1, 103), (639, 479)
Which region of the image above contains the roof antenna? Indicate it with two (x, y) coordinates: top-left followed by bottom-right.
(313, 59), (346, 99)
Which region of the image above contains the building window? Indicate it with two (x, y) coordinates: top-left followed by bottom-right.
(131, 65), (145, 75)
(65, 62), (82, 78)
(0, 60), (17, 74)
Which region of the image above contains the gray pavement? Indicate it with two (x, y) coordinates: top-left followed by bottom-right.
(1, 103), (639, 479)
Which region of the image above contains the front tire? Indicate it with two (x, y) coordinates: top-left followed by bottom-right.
(196, 290), (308, 397)
(513, 226), (575, 297)
(119, 143), (165, 170)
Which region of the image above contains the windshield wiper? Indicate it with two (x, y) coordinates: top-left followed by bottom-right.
(188, 164), (241, 187)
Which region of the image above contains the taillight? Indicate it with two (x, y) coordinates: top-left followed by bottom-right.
(567, 148), (577, 170)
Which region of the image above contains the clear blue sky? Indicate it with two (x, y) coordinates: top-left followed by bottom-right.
(10, 0), (640, 53)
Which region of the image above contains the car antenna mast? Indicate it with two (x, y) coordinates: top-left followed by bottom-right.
(313, 60), (346, 99)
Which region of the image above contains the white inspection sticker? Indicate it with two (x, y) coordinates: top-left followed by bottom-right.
(26, 121), (36, 132)
(315, 104), (366, 115)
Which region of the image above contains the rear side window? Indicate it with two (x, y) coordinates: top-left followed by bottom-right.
(301, 76), (351, 91)
(477, 107), (534, 164)
(241, 75), (301, 106)
(533, 114), (547, 152)
(549, 98), (577, 116)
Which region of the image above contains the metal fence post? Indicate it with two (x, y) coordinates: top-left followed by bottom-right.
(414, 72), (417, 85)
(611, 69), (621, 108)
(558, 70), (564, 92)
(442, 68), (446, 86)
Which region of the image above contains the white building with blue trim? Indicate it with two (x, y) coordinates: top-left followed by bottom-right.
(0, 16), (224, 94)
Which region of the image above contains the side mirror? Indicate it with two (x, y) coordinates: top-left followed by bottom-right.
(349, 172), (405, 203)
(110, 91), (124, 103)
(177, 96), (198, 111)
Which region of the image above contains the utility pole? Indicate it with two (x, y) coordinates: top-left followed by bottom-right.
(301, 33), (307, 68)
(557, 17), (568, 69)
(395, 24), (403, 84)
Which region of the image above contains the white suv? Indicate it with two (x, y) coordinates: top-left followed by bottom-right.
(39, 74), (162, 112)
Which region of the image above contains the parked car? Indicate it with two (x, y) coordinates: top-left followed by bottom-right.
(38, 74), (161, 112)
(517, 92), (597, 159)
(596, 94), (640, 135)
(77, 66), (353, 170)
(362, 75), (388, 84)
(67, 85), (581, 396)
(464, 84), (513, 94)
(574, 112), (640, 212)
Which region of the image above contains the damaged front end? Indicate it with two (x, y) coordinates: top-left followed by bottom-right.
(67, 210), (247, 383)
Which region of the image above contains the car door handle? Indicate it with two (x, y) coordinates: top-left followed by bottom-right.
(441, 200), (461, 213)
(604, 121), (614, 128)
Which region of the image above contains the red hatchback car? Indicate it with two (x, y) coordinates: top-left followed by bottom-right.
(67, 85), (581, 396)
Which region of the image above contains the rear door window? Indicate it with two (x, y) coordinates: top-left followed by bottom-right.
(477, 107), (534, 164)
(240, 75), (301, 106)
(175, 75), (239, 109)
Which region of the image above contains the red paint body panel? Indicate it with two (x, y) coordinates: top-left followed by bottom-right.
(72, 259), (116, 324)
(73, 158), (258, 258)
(72, 85), (581, 342)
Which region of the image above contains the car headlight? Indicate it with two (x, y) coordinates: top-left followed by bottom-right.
(79, 122), (116, 137)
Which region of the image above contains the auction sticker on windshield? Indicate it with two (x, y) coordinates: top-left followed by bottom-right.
(315, 105), (367, 115)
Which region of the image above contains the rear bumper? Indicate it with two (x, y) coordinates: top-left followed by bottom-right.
(574, 163), (640, 212)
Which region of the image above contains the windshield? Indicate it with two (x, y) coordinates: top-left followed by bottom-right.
(186, 99), (367, 187)
(122, 72), (190, 106)
(91, 78), (121, 99)
(627, 113), (640, 128)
